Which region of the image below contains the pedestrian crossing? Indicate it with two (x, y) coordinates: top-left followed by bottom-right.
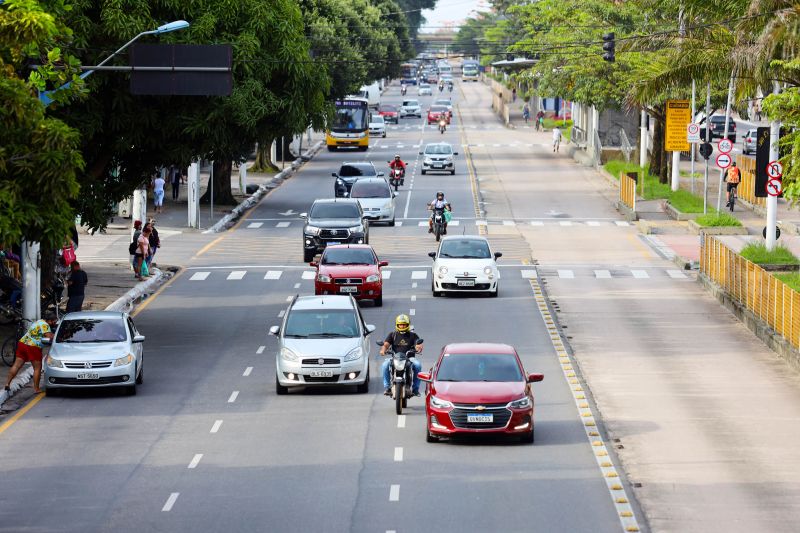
(242, 219), (631, 229)
(537, 267), (691, 280)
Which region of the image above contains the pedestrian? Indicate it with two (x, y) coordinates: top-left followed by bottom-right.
(135, 226), (151, 281)
(522, 103), (530, 124)
(66, 261), (88, 313)
(4, 311), (58, 395)
(552, 126), (562, 152)
(146, 219), (160, 268)
(129, 220), (142, 272)
(512, 87), (517, 102)
(170, 165), (181, 201)
(535, 110), (545, 131)
(152, 172), (166, 213)
(754, 101), (762, 121)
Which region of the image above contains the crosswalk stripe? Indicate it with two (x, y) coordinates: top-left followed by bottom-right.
(190, 272), (210, 281)
(227, 271), (246, 280)
(449, 220), (460, 226)
(631, 270), (649, 279)
(418, 221), (428, 227)
(667, 269), (688, 279)
(559, 221), (573, 227)
(276, 221), (291, 228)
(247, 222), (263, 229)
(558, 270), (574, 279)
(475, 220), (487, 226)
(411, 270), (428, 280)
(587, 221), (601, 226)
(382, 270), (392, 279)
(615, 221), (630, 227)
(521, 270), (538, 279)
(594, 270), (611, 279)
(530, 221), (544, 226)
(301, 271), (316, 280)
(264, 271), (282, 280)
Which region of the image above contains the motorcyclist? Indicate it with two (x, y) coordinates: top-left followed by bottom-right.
(438, 117), (447, 133)
(389, 154), (406, 183)
(447, 80), (453, 92)
(438, 80), (444, 92)
(400, 81), (407, 96)
(380, 314), (423, 396)
(428, 191), (452, 234)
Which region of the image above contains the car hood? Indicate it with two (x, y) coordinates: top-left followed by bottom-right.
(319, 265), (379, 278)
(355, 197), (393, 208)
(435, 258), (497, 276)
(433, 381), (526, 404)
(281, 337), (363, 357)
(369, 123), (385, 128)
(307, 218), (362, 228)
(50, 341), (130, 360)
(337, 176), (371, 185)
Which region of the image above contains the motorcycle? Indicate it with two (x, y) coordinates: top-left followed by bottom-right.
(438, 119), (447, 134)
(378, 340), (423, 415)
(447, 83), (453, 93)
(387, 165), (404, 191)
(431, 206), (447, 241)
(401, 85), (407, 96)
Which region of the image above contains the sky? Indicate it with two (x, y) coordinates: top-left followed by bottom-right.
(419, 0), (490, 33)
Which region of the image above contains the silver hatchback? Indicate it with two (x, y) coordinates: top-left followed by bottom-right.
(270, 295), (375, 394)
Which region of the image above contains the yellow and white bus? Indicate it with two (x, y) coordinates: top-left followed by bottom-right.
(326, 98), (370, 151)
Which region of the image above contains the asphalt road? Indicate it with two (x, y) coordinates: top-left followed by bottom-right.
(0, 82), (634, 532)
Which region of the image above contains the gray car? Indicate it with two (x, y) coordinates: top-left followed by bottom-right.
(743, 128), (758, 155)
(270, 295), (375, 394)
(44, 311), (145, 396)
(350, 177), (396, 226)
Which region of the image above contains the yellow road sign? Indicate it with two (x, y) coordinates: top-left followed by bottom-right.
(665, 100), (691, 152)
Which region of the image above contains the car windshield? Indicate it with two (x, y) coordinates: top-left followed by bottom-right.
(402, 100), (419, 107)
(439, 239), (491, 259)
(436, 353), (523, 382)
(351, 181), (391, 199)
(430, 106), (448, 112)
(310, 203), (360, 219)
(425, 144), (453, 155)
(332, 106), (368, 131)
(56, 318), (127, 343)
(322, 248), (376, 265)
(435, 100), (450, 106)
(379, 105), (397, 112)
(370, 116), (385, 124)
(284, 309), (360, 338)
(420, 84), (430, 88)
(338, 164), (375, 177)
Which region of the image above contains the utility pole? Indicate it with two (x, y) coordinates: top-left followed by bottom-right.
(704, 81), (711, 214)
(690, 79), (696, 194)
(640, 109), (648, 169)
(716, 71), (736, 212)
(766, 82), (782, 251)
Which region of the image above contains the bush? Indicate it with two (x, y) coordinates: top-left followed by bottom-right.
(542, 118), (573, 141)
(740, 243), (800, 265)
(775, 272), (800, 292)
(695, 213), (742, 227)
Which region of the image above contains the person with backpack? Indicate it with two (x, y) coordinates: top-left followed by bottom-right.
(145, 219), (160, 268)
(724, 161), (741, 207)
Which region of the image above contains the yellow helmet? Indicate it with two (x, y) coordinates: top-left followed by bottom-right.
(395, 314), (410, 333)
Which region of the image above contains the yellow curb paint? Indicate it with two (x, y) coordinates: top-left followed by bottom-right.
(131, 267), (184, 318)
(585, 421), (597, 426)
(194, 235), (225, 257)
(0, 392), (44, 436)
(611, 484), (623, 490)
(620, 512), (633, 518)
(616, 498), (628, 504)
(606, 472), (619, 478)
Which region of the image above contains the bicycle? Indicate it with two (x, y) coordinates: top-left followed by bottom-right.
(1, 317), (27, 367)
(728, 185), (737, 212)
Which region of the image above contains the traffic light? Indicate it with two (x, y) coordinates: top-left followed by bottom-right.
(602, 32), (615, 62)
(506, 53), (514, 62)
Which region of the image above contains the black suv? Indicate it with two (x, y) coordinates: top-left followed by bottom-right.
(333, 161), (383, 198)
(700, 115), (737, 143)
(302, 199), (369, 262)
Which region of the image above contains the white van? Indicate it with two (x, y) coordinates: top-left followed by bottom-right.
(357, 82), (381, 109)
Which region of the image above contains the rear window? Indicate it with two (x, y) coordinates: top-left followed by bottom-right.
(430, 106), (448, 112)
(370, 115), (385, 124)
(436, 353), (523, 382)
(310, 203), (360, 219)
(379, 105), (397, 112)
(351, 181), (391, 199)
(338, 164), (374, 177)
(402, 100), (419, 107)
(56, 318), (127, 343)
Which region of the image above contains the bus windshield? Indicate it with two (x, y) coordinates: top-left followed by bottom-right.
(332, 100), (369, 132)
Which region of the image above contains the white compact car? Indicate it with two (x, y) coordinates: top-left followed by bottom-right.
(429, 236), (502, 297)
(418, 83), (433, 96)
(369, 115), (387, 138)
(349, 177), (396, 226)
(399, 99), (422, 118)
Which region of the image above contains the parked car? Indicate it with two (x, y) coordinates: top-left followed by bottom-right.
(429, 235), (501, 296)
(349, 177), (396, 226)
(311, 245), (387, 306)
(400, 99), (422, 118)
(44, 311), (145, 396)
(699, 114), (737, 143)
(369, 114), (387, 138)
(378, 104), (399, 124)
(301, 199), (369, 263)
(420, 142), (458, 175)
(332, 161), (383, 198)
(418, 342), (543, 443)
(427, 105), (451, 125)
(743, 128), (758, 155)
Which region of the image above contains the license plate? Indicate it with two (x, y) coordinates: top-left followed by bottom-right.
(433, 164), (443, 168)
(339, 286), (358, 293)
(457, 279), (475, 287)
(76, 373), (100, 380)
(325, 241), (340, 246)
(309, 370), (333, 378)
(467, 414), (493, 423)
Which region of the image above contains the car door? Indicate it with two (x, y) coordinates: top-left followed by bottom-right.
(127, 316), (143, 365)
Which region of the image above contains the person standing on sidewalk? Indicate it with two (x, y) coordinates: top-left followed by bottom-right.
(535, 110), (545, 131)
(145, 219), (160, 268)
(129, 220), (142, 272)
(522, 103), (530, 124)
(135, 226), (151, 280)
(512, 87), (517, 102)
(66, 261), (88, 313)
(170, 165), (181, 201)
(4, 312), (57, 394)
(152, 173), (166, 214)
(552, 126), (562, 152)
(724, 162), (741, 207)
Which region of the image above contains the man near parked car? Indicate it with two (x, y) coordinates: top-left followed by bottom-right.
(66, 261), (88, 313)
(380, 314), (423, 397)
(4, 311), (58, 394)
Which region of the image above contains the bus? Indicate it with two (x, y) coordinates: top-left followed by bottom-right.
(437, 61), (452, 77)
(326, 98), (370, 151)
(400, 63), (418, 85)
(462, 60), (479, 81)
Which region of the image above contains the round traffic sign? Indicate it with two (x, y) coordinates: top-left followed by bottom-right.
(763, 226), (781, 240)
(687, 123), (700, 134)
(716, 153), (732, 169)
(766, 178), (782, 197)
(718, 138), (733, 154)
(767, 160), (783, 179)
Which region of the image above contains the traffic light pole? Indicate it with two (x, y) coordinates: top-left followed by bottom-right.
(703, 81), (711, 214)
(766, 82), (782, 251)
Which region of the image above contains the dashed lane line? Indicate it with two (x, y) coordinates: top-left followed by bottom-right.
(188, 454), (203, 469)
(389, 485), (400, 502)
(631, 270), (650, 279)
(210, 420), (223, 433)
(256, 346), (265, 354)
(190, 272), (210, 281)
(397, 415), (406, 428)
(161, 493), (179, 512)
(243, 367), (253, 377)
(595, 270), (612, 279)
(226, 270), (246, 280)
(264, 271), (282, 280)
(227, 391), (239, 403)
(247, 222), (263, 229)
(394, 447), (404, 462)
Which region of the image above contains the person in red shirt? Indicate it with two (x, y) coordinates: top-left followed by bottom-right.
(389, 154), (406, 184)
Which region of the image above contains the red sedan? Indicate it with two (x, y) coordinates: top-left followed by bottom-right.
(378, 104), (399, 124)
(427, 105), (451, 125)
(418, 343), (543, 443)
(311, 244), (387, 306)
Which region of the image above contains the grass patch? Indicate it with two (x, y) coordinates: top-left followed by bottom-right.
(695, 213), (742, 227)
(668, 189), (709, 213)
(680, 170), (702, 178)
(775, 272), (800, 292)
(604, 160), (647, 180)
(740, 242), (800, 265)
(542, 118), (573, 141)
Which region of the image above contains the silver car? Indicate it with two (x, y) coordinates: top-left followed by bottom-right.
(270, 295), (375, 394)
(44, 311), (145, 396)
(743, 128), (758, 155)
(350, 177), (397, 226)
(420, 142), (458, 175)
(369, 114), (387, 138)
(418, 83), (432, 96)
(400, 99), (422, 118)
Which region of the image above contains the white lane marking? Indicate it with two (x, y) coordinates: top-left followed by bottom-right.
(190, 272), (210, 281)
(587, 221), (601, 226)
(594, 270), (612, 279)
(667, 269), (688, 279)
(475, 220), (487, 226)
(411, 282), (418, 289)
(397, 415), (406, 428)
(256, 346), (265, 354)
(276, 221), (291, 228)
(418, 221), (427, 227)
(264, 270), (283, 280)
(530, 221), (544, 226)
(502, 220), (515, 226)
(396, 221), (403, 227)
(394, 447), (404, 462)
(188, 454), (203, 469)
(409, 309), (416, 316)
(615, 221), (630, 226)
(301, 271), (315, 280)
(411, 295), (417, 301)
(520, 270), (538, 279)
(389, 485), (400, 502)
(285, 295), (293, 302)
(162, 492), (180, 512)
(449, 220), (460, 226)
(631, 269), (650, 279)
(228, 391), (239, 403)
(227, 270), (246, 280)
(559, 221), (573, 227)
(558, 270), (575, 279)
(411, 271), (428, 280)
(247, 222), (263, 229)
(294, 283), (301, 289)
(382, 270), (392, 280)
(243, 367), (253, 377)
(278, 310), (285, 318)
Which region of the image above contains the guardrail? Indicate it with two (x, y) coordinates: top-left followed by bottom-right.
(571, 126), (586, 146)
(736, 155), (766, 208)
(619, 173), (637, 211)
(701, 236), (800, 348)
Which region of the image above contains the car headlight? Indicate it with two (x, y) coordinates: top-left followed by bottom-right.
(424, 158), (433, 164)
(430, 395), (453, 409)
(305, 225), (321, 236)
(445, 156), (453, 163)
(366, 274), (380, 283)
(317, 273), (331, 283)
(344, 347), (363, 361)
(114, 354), (134, 367)
(508, 396), (531, 409)
(484, 266), (494, 279)
(438, 265), (448, 275)
(280, 347), (299, 362)
(349, 225), (363, 232)
(357, 132), (366, 138)
(46, 355), (62, 368)
(384, 201), (393, 209)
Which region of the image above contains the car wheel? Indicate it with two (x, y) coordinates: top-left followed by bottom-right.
(432, 280), (441, 297)
(125, 384), (137, 396)
(276, 376), (288, 395)
(303, 250), (315, 263)
(421, 170), (426, 175)
(450, 169), (455, 175)
(520, 427), (534, 444)
(327, 146), (336, 152)
(490, 286), (499, 298)
(136, 361), (144, 384)
(426, 428), (440, 443)
(383, 133), (386, 138)
(356, 370), (370, 393)
(388, 218), (395, 227)
(374, 295), (383, 307)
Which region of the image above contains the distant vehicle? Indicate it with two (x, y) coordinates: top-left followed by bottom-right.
(356, 82), (381, 109)
(368, 114), (387, 138)
(378, 104), (399, 124)
(434, 98), (453, 118)
(301, 199), (369, 262)
(327, 98), (370, 151)
(743, 128), (758, 155)
(400, 62), (418, 85)
(418, 83), (433, 96)
(349, 177), (396, 226)
(698, 114), (737, 143)
(427, 105), (450, 125)
(332, 161), (383, 198)
(400, 99), (422, 118)
(311, 245), (388, 306)
(429, 236), (501, 296)
(437, 62), (452, 77)
(462, 60), (479, 81)
(420, 142), (458, 175)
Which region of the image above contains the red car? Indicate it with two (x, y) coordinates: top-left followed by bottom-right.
(378, 104), (399, 124)
(427, 105), (451, 125)
(418, 343), (543, 443)
(311, 244), (387, 306)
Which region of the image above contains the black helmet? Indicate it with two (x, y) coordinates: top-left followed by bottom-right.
(436, 191), (444, 198)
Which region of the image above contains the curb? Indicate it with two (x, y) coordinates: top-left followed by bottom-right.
(204, 141), (324, 234)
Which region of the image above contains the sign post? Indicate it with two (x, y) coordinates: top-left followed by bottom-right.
(766, 81), (782, 251)
(666, 100), (691, 192)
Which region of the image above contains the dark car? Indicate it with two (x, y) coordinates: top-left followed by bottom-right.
(378, 104), (399, 124)
(700, 115), (737, 143)
(302, 199), (369, 263)
(332, 161), (383, 198)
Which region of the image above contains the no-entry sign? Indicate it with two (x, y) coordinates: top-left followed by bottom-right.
(766, 178), (782, 197)
(716, 153), (732, 169)
(717, 138), (733, 154)
(767, 160), (783, 179)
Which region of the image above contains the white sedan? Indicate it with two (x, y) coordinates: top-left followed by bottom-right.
(418, 83), (433, 96)
(429, 236), (502, 297)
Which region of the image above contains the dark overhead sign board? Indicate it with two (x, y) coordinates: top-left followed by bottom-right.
(130, 44), (232, 96)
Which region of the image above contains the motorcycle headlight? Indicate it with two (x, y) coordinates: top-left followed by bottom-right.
(508, 396), (531, 409)
(46, 355), (63, 368)
(114, 354), (134, 367)
(349, 225), (363, 232)
(430, 395), (454, 409)
(317, 273), (331, 283)
(394, 359), (407, 371)
(344, 347), (363, 361)
(305, 225), (321, 236)
(366, 274), (380, 283)
(280, 347), (299, 362)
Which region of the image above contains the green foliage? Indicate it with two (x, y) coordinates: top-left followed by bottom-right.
(695, 213), (742, 227)
(542, 118), (572, 141)
(604, 160), (648, 180)
(775, 272), (800, 292)
(740, 243), (800, 265)
(763, 59), (800, 204)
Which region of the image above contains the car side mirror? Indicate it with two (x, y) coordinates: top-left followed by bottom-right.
(494, 252), (503, 260)
(331, 173), (338, 178)
(417, 372), (432, 383)
(365, 324), (376, 335)
(377, 172), (385, 177)
(309, 261), (318, 267)
(41, 338), (52, 346)
(379, 260), (389, 267)
(428, 252), (436, 259)
(527, 373), (544, 383)
(453, 152), (459, 155)
(299, 213), (307, 219)
(269, 326), (280, 336)
(132, 334), (145, 343)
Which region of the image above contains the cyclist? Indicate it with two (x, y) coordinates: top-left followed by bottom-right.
(725, 161), (741, 208)
(380, 314), (423, 396)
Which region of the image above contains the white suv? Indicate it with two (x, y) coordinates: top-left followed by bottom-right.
(399, 99), (422, 118)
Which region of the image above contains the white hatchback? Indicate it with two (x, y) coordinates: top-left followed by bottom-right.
(400, 99), (422, 118)
(429, 236), (502, 297)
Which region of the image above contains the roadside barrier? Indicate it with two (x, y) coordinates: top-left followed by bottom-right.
(701, 236), (800, 348)
(736, 155), (766, 208)
(619, 173), (637, 211)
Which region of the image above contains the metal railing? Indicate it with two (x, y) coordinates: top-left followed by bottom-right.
(619, 173), (637, 211)
(592, 129), (602, 167)
(571, 125), (586, 146)
(619, 128), (634, 162)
